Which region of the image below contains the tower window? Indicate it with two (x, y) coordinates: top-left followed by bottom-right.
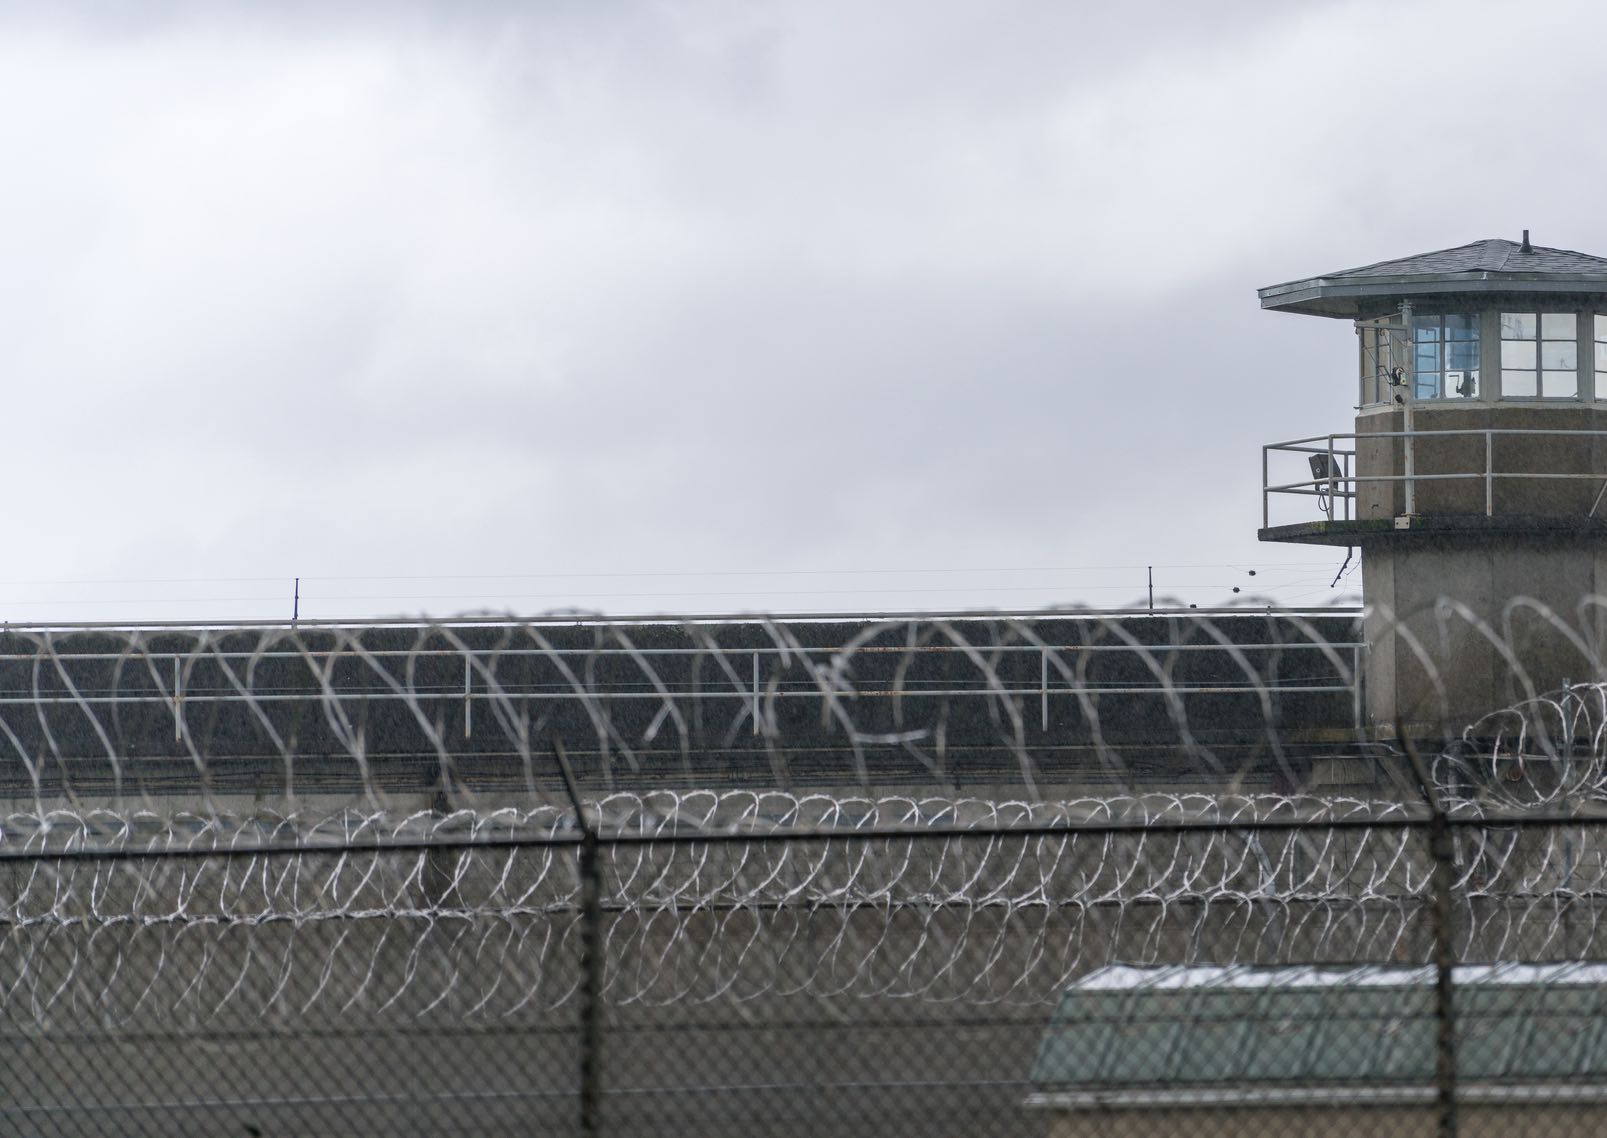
(1410, 314), (1479, 399)
(1596, 315), (1607, 399)
(1501, 312), (1577, 398)
(1358, 316), (1407, 405)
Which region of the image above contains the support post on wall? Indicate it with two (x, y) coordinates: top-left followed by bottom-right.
(1352, 642), (1364, 733)
(173, 656), (183, 743)
(1040, 648), (1048, 733)
(554, 739), (604, 1136)
(1400, 301), (1417, 517)
(1403, 729), (1458, 1138)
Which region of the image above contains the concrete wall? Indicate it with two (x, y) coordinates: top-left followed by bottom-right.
(1356, 403), (1607, 519)
(1362, 537), (1607, 731)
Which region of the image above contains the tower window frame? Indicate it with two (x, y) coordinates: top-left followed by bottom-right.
(1358, 315), (1408, 406)
(1409, 313), (1480, 401)
(1594, 314), (1607, 401)
(1500, 311), (1578, 399)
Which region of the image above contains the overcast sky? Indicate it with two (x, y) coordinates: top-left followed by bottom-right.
(1, 0), (1602, 622)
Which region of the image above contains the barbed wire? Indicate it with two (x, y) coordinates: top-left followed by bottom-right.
(0, 607), (1365, 814)
(0, 787), (1602, 1019)
(0, 609), (1601, 1027)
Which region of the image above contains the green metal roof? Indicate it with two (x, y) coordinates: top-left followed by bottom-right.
(1030, 964), (1607, 1105)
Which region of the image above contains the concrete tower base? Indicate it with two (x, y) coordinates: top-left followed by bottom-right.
(1361, 518), (1607, 735)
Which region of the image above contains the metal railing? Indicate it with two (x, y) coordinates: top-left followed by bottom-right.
(1263, 434), (1358, 525)
(1263, 427), (1607, 526)
(0, 616), (1369, 800)
(0, 616), (1367, 714)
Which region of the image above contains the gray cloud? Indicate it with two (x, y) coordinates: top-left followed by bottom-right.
(0, 0), (1598, 619)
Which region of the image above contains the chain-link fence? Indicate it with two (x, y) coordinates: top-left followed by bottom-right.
(6, 798), (1604, 1136)
(0, 610), (1604, 1135)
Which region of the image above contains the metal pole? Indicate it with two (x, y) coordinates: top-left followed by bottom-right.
(1351, 643), (1363, 732)
(1326, 436), (1338, 521)
(1401, 303), (1416, 517)
(1040, 649), (1048, 732)
(554, 740), (604, 1136)
(1402, 730), (1457, 1138)
(1484, 432), (1493, 517)
(1262, 447), (1269, 528)
(1147, 567), (1153, 612)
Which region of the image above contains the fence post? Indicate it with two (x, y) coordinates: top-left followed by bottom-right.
(555, 740), (604, 1136)
(1402, 732), (1457, 1138)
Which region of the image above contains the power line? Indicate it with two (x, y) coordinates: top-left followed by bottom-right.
(0, 582), (1347, 607)
(0, 562), (1340, 589)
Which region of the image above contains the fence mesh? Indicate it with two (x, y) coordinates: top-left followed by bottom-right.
(0, 608), (1603, 1135)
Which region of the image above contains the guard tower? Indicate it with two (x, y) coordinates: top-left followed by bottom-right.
(1259, 234), (1607, 734)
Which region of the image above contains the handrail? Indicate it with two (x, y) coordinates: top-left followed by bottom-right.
(1262, 427), (1607, 526)
(1266, 427), (1607, 448)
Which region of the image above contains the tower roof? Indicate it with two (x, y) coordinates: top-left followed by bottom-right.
(1259, 236), (1607, 318)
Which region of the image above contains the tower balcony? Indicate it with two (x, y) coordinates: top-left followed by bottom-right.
(1261, 408), (1607, 546)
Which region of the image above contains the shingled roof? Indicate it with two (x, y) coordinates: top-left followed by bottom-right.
(1259, 236), (1607, 318)
(1326, 238), (1607, 280)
